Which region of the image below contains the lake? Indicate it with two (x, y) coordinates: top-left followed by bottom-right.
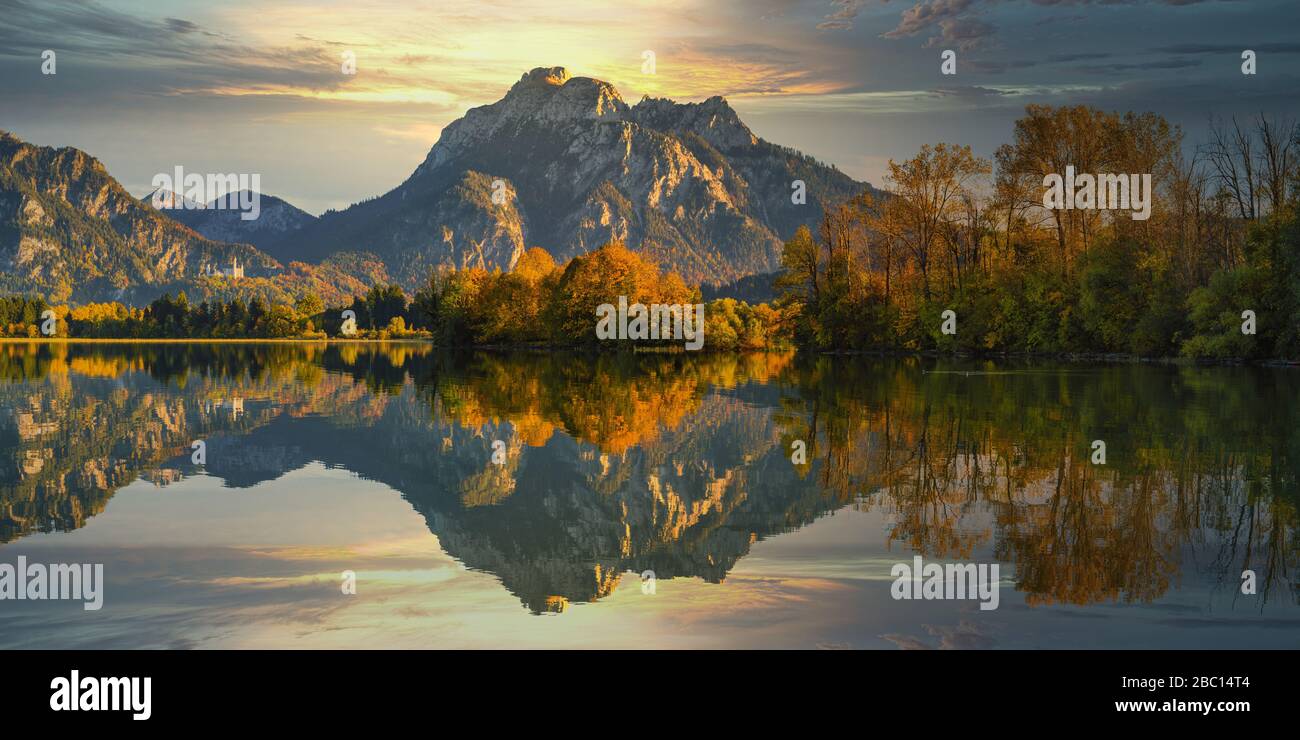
(1, 342), (1297, 648)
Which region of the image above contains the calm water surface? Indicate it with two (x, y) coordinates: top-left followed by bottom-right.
(1, 342), (1297, 648)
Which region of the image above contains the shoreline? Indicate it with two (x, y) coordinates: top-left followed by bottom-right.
(3, 337), (1297, 367)
(0, 337), (431, 344)
(812, 348), (1300, 368)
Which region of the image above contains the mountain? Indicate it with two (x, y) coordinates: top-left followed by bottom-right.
(1, 69), (871, 303)
(144, 188), (205, 211)
(0, 131), (280, 302)
(702, 271), (782, 304)
(277, 67), (871, 287)
(145, 189), (317, 252)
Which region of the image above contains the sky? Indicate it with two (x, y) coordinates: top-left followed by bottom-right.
(1, 0), (1297, 214)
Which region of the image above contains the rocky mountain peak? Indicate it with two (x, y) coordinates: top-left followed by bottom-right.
(631, 95), (757, 151)
(145, 187), (205, 210)
(500, 66), (627, 122)
(514, 66), (571, 88)
(417, 67), (629, 174)
(272, 68), (871, 287)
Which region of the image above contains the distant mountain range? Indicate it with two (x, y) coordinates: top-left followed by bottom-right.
(147, 189), (317, 250)
(0, 66), (872, 304)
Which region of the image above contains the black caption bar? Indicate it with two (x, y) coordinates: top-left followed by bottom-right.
(0, 649), (1288, 728)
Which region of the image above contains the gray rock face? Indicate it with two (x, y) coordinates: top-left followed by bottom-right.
(279, 67), (871, 287)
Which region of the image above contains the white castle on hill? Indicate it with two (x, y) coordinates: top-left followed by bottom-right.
(204, 257), (243, 279)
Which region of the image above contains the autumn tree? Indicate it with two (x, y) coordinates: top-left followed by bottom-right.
(883, 143), (990, 298)
(546, 241), (692, 346)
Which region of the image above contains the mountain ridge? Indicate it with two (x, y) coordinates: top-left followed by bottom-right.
(0, 67), (873, 303)
(0, 130), (280, 302)
(277, 66), (872, 287)
(145, 188), (318, 251)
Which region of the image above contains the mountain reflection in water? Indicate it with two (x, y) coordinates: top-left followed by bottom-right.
(1, 342), (1297, 648)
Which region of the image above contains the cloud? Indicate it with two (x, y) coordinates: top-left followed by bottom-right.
(757, 0), (803, 20)
(1156, 42), (1300, 54)
(882, 621), (997, 649)
(1048, 52), (1112, 62)
(929, 85), (1010, 97)
(880, 632), (935, 649)
(1078, 57), (1203, 74)
(928, 621), (998, 649)
(924, 16), (997, 50)
(164, 18), (200, 34)
(0, 0), (351, 96)
(1031, 0), (1228, 4)
(1035, 13), (1087, 26)
(882, 0), (977, 39)
(967, 58), (1037, 74)
(880, 0), (1254, 48)
(818, 0), (871, 31)
(294, 33), (350, 46)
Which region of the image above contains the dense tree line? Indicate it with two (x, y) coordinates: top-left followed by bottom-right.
(0, 287), (423, 340)
(0, 244), (785, 349)
(0, 295), (52, 337)
(411, 242), (783, 350)
(778, 105), (1300, 360)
